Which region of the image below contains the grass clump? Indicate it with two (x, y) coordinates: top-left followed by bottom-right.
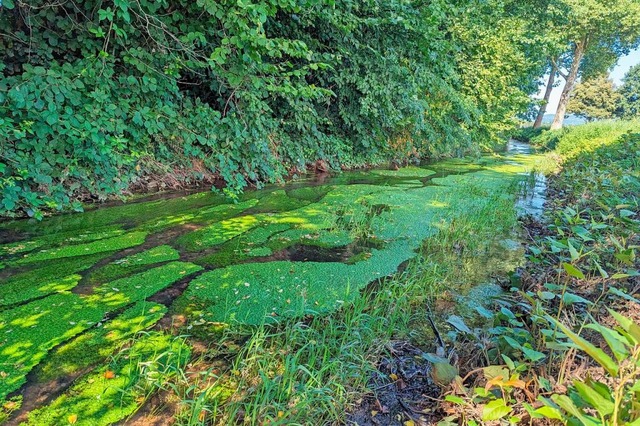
(25, 332), (191, 426)
(35, 301), (167, 382)
(530, 119), (640, 154)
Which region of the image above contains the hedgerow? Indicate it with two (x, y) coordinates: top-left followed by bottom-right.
(0, 0), (545, 217)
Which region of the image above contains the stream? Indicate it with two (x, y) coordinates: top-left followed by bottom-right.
(0, 141), (545, 424)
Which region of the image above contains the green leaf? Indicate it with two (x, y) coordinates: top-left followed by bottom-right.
(561, 292), (592, 306)
(444, 395), (465, 405)
(482, 399), (512, 421)
(608, 310), (640, 344)
(568, 240), (580, 261)
(535, 405), (563, 420)
(562, 262), (585, 279)
(521, 346), (546, 362)
(551, 395), (601, 426)
(548, 317), (618, 377)
(447, 315), (472, 334)
(584, 323), (629, 362)
(573, 381), (614, 416)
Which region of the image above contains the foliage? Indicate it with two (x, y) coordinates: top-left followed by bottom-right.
(542, 0), (640, 129)
(529, 119), (640, 153)
(568, 75), (621, 121)
(510, 125), (550, 143)
(439, 128), (640, 425)
(0, 0), (548, 217)
(617, 64), (640, 119)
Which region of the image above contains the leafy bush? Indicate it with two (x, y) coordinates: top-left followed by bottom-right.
(510, 125), (549, 143)
(0, 0), (546, 217)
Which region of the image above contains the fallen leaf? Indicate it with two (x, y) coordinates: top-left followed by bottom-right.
(104, 370), (116, 379)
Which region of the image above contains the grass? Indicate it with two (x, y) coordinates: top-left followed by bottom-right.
(529, 119), (640, 155)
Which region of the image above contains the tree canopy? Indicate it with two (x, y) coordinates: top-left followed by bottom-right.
(617, 64), (640, 119)
(568, 75), (620, 121)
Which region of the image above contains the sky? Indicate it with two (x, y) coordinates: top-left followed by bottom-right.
(538, 48), (640, 114)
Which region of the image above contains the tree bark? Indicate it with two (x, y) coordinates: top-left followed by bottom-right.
(551, 39), (587, 130)
(533, 61), (557, 128)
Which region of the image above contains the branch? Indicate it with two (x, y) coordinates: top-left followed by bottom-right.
(550, 57), (568, 79)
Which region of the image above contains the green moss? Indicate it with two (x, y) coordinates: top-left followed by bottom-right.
(35, 302), (167, 382)
(246, 247), (273, 257)
(0, 253), (111, 307)
(0, 226), (126, 259)
(14, 232), (148, 265)
(175, 239), (416, 325)
(87, 245), (180, 285)
(177, 215), (260, 251)
(0, 293), (106, 400)
(371, 166), (436, 178)
(0, 262), (200, 401)
(25, 332), (190, 426)
(243, 189), (309, 214)
(87, 261), (202, 308)
(286, 186), (332, 203)
(145, 198), (259, 230)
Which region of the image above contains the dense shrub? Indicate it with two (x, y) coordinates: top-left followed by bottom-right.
(510, 125), (549, 143)
(0, 0), (545, 217)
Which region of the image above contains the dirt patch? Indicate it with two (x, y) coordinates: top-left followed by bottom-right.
(348, 341), (442, 426)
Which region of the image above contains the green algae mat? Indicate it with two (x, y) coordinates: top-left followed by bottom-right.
(0, 147), (541, 424)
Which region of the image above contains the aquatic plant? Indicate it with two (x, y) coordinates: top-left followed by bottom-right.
(25, 333), (190, 426)
(35, 301), (167, 382)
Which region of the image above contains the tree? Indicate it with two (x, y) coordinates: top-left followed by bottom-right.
(617, 64), (640, 119)
(547, 0), (640, 130)
(533, 61), (558, 128)
(567, 75), (620, 121)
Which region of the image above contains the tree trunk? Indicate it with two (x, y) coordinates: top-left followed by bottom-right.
(533, 61), (557, 128)
(551, 40), (586, 130)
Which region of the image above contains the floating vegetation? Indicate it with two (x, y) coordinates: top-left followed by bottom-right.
(0, 150), (539, 421)
(35, 301), (167, 382)
(25, 333), (190, 426)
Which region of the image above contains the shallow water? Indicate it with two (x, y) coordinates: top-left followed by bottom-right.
(0, 143), (545, 420)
